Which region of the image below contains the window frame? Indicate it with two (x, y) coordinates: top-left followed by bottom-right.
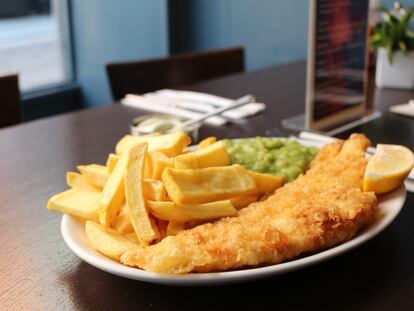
(1, 0), (76, 97)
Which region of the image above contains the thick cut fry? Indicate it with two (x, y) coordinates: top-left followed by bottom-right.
(116, 132), (191, 156)
(112, 204), (134, 235)
(167, 221), (186, 236)
(85, 221), (137, 261)
(66, 172), (99, 191)
(230, 195), (258, 209)
(109, 155), (163, 240)
(147, 200), (238, 222)
(162, 164), (256, 204)
(143, 153), (152, 179)
(148, 151), (174, 180)
(148, 152), (173, 179)
(98, 152), (128, 227)
(143, 179), (168, 201)
(174, 141), (230, 169)
(124, 143), (159, 245)
(147, 131), (191, 156)
(249, 171), (283, 195)
(106, 153), (120, 173)
(198, 136), (217, 149)
(77, 164), (109, 189)
(124, 232), (139, 243)
(47, 188), (100, 222)
(115, 133), (161, 155)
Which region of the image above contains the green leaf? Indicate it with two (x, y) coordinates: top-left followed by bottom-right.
(371, 4), (414, 56)
(400, 8), (414, 30)
(387, 46), (394, 64)
(370, 33), (384, 50)
(399, 41), (407, 54)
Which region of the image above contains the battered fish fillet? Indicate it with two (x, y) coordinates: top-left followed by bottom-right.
(121, 134), (378, 274)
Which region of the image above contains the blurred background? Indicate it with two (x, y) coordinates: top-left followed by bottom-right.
(0, 0), (411, 121)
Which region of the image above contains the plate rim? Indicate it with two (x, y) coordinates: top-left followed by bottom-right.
(61, 186), (406, 285)
(59, 137), (407, 285)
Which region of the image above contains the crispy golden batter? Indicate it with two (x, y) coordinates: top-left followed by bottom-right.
(121, 134), (377, 274)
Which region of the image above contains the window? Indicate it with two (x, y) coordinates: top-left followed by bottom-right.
(0, 0), (72, 91)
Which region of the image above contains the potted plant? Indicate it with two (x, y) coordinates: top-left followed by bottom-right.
(371, 2), (414, 89)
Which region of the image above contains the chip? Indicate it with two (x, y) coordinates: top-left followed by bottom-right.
(230, 195), (258, 209)
(198, 136), (217, 149)
(147, 151), (174, 180)
(85, 220), (137, 261)
(174, 141), (230, 169)
(249, 171), (283, 195)
(106, 153), (120, 173)
(98, 151), (128, 227)
(116, 132), (191, 157)
(124, 143), (159, 245)
(66, 172), (99, 191)
(47, 188), (100, 222)
(115, 133), (161, 155)
(77, 164), (109, 189)
(166, 221), (186, 236)
(162, 164), (256, 204)
(112, 203), (134, 235)
(146, 200), (238, 222)
(143, 179), (168, 201)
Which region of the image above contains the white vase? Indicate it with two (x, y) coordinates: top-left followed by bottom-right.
(375, 47), (414, 90)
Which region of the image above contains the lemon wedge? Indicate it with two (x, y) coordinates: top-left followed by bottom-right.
(363, 144), (414, 194)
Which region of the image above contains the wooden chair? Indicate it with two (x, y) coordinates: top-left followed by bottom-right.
(106, 47), (244, 101)
(0, 74), (20, 128)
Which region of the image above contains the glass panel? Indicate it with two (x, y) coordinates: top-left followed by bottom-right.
(0, 0), (71, 91)
(312, 0), (368, 121)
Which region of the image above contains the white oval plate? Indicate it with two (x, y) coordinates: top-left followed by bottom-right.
(60, 138), (407, 286)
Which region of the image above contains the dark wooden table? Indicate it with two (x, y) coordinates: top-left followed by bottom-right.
(1, 61), (413, 310)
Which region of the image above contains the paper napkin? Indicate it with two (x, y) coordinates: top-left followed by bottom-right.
(389, 99), (414, 117)
(121, 89), (266, 126)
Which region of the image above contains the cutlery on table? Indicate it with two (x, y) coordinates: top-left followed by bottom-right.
(178, 95), (255, 130)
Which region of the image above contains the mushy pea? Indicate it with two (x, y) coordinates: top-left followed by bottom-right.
(223, 137), (319, 182)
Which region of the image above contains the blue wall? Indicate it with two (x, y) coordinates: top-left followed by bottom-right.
(381, 0), (414, 8)
(71, 0), (168, 106)
(69, 0), (414, 107)
(171, 0), (310, 71)
(171, 0), (414, 71)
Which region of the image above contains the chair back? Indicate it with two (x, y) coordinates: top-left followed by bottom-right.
(0, 74), (20, 128)
(106, 47), (244, 100)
